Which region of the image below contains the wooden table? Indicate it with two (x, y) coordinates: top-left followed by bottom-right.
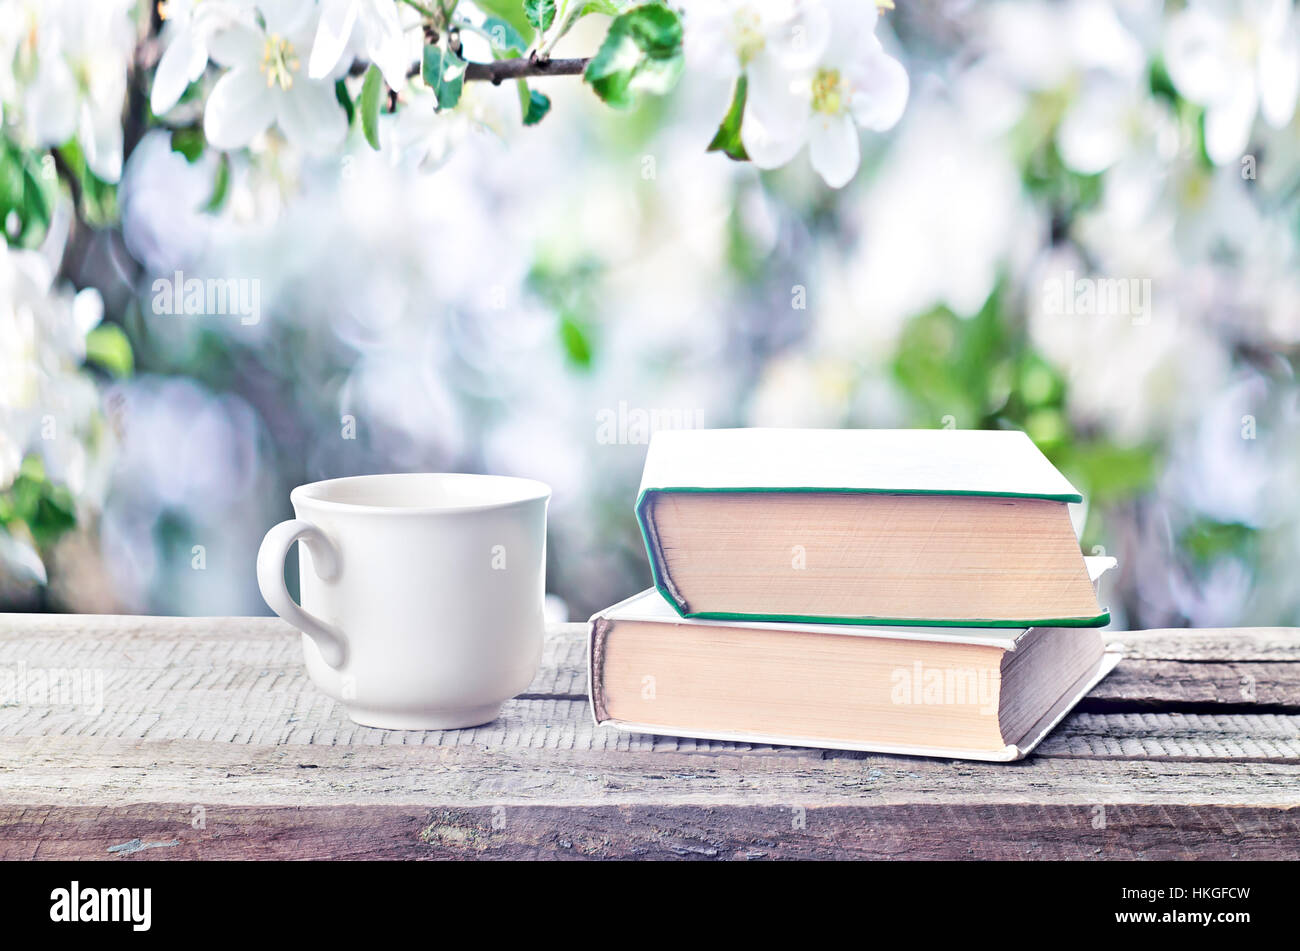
(1, 615), (1297, 860)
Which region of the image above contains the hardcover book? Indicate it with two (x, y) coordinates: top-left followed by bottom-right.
(636, 428), (1108, 627)
(588, 559), (1120, 761)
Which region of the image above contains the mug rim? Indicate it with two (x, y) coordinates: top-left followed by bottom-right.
(290, 472), (551, 516)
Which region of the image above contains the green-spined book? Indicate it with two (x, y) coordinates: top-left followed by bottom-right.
(635, 428), (1109, 628)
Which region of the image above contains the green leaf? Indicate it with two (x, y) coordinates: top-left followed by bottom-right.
(551, 0), (622, 46)
(484, 16), (528, 54)
(360, 64), (384, 150)
(0, 456), (77, 551)
(170, 127), (205, 163)
(1147, 56), (1179, 106)
(422, 45), (468, 110)
(521, 85), (552, 125)
(84, 323), (134, 378)
(558, 313), (593, 368)
(56, 141), (118, 225)
(0, 453), (80, 560)
(22, 157), (52, 232)
(202, 153), (230, 213)
(707, 74), (749, 160)
(1180, 520), (1258, 565)
(335, 78), (355, 125)
(1062, 442), (1158, 503)
(17, 453), (44, 483)
(0, 142), (56, 247)
(34, 484), (76, 547)
(525, 0), (556, 32)
(583, 2), (683, 109)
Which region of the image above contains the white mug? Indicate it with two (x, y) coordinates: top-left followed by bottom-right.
(257, 473), (550, 730)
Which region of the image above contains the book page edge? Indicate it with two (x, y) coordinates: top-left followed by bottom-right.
(1010, 646), (1124, 758)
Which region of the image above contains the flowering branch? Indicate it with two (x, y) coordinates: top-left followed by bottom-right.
(463, 55), (590, 84)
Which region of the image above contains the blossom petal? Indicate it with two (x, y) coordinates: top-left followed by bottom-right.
(309, 0), (359, 80)
(1204, 80), (1258, 165)
(276, 78), (349, 154)
(360, 0), (414, 89)
(682, 4), (736, 70)
(849, 44), (909, 132)
(207, 23), (265, 68)
(203, 66), (277, 150)
(26, 58), (78, 147)
(152, 27), (209, 114)
(741, 57), (809, 168)
(73, 288), (105, 336)
(817, 0), (876, 68)
(1164, 8), (1232, 106)
(1056, 83), (1127, 175)
(79, 100), (124, 183)
(766, 1), (833, 72)
(808, 111), (860, 188)
(1259, 11), (1300, 127)
(259, 0), (317, 37)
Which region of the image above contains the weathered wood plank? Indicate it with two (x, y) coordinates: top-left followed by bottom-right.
(2, 616), (1295, 859)
(1, 618), (1296, 783)
(0, 616), (590, 703)
(1032, 712), (1300, 759)
(4, 669), (1299, 761)
(1086, 660), (1300, 711)
(1, 802), (1295, 860)
(3, 732), (1299, 807)
(2, 619), (1297, 722)
(1103, 628), (1300, 662)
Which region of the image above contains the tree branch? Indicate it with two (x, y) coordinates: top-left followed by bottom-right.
(125, 0), (164, 164)
(50, 150), (84, 214)
(463, 56), (590, 85)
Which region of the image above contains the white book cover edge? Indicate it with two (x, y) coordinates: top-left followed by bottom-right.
(637, 428), (1083, 502)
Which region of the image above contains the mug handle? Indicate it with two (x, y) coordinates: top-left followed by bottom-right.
(257, 519), (348, 669)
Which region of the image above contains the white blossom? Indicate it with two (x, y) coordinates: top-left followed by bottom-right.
(308, 0), (412, 90)
(203, 0), (348, 154)
(740, 0), (907, 187)
(680, 0), (840, 162)
(380, 81), (516, 171)
(151, 0), (256, 116)
(0, 239), (108, 572)
(9, 0), (136, 183)
(1165, 0), (1300, 164)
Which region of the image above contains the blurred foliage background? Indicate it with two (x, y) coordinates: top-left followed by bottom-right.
(3, 0), (1300, 629)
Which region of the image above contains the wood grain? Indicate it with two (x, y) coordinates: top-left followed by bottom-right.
(2, 803), (1296, 860)
(5, 732), (1300, 806)
(0, 615), (1297, 859)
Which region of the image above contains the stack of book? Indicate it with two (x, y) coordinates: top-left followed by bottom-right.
(587, 429), (1121, 761)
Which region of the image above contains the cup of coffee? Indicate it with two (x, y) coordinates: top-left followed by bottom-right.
(257, 473), (550, 730)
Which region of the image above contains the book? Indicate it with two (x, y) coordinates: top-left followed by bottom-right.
(636, 428), (1107, 628)
(588, 559), (1120, 761)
